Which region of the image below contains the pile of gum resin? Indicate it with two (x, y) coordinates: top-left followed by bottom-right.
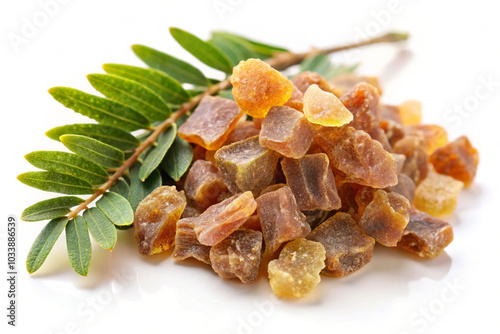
(133, 59), (479, 298)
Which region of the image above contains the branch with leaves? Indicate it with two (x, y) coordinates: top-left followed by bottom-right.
(18, 28), (408, 276)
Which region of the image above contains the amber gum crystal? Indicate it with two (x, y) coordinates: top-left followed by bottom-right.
(399, 100), (422, 125)
(184, 160), (228, 211)
(315, 126), (398, 188)
(329, 74), (383, 96)
(178, 95), (243, 150)
(172, 217), (211, 264)
(284, 85), (304, 111)
(210, 229), (263, 284)
(429, 136), (479, 187)
(268, 238), (326, 298)
(215, 136), (280, 197)
(281, 153), (341, 211)
(134, 186), (187, 256)
(194, 191), (257, 246)
(340, 82), (390, 150)
(256, 186), (311, 255)
(307, 212), (375, 277)
(293, 71), (341, 96)
(393, 135), (429, 185)
(231, 58), (293, 118)
(413, 171), (464, 217)
(259, 105), (315, 158)
(397, 208), (454, 258)
(302, 84), (353, 127)
(358, 189), (410, 247)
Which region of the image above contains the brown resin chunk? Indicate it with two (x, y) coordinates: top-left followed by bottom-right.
(315, 126), (398, 188)
(393, 135), (429, 185)
(398, 209), (454, 258)
(429, 136), (479, 187)
(194, 191), (257, 246)
(293, 71), (341, 96)
(231, 59), (293, 118)
(181, 199), (201, 218)
(392, 153), (407, 173)
(329, 74), (383, 96)
(303, 84), (353, 127)
(380, 104), (402, 123)
(259, 106), (315, 158)
(381, 119), (405, 148)
(413, 172), (463, 217)
(303, 210), (331, 230)
(225, 121), (261, 145)
(260, 183), (286, 196)
(178, 96), (243, 150)
(281, 154), (341, 211)
(268, 238), (326, 298)
(215, 136), (280, 197)
(210, 229), (263, 284)
(337, 183), (361, 216)
(358, 190), (410, 247)
(172, 218), (211, 264)
(307, 212), (375, 277)
(340, 82), (390, 150)
(385, 173), (416, 202)
(405, 124), (448, 155)
(256, 186), (311, 254)
(134, 186), (187, 256)
(184, 160), (228, 211)
(241, 214), (262, 231)
(284, 86), (304, 111)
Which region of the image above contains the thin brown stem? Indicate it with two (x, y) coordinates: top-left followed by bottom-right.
(66, 31), (407, 220)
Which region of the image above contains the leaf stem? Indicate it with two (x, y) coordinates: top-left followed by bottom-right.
(66, 31), (407, 220)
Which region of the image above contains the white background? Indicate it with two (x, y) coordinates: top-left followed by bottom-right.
(1, 0), (499, 333)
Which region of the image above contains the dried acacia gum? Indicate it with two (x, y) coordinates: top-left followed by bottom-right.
(268, 238), (326, 298)
(307, 212), (375, 277)
(173, 217), (211, 264)
(281, 153), (341, 211)
(315, 126), (398, 188)
(293, 71), (342, 96)
(259, 106), (315, 159)
(184, 160), (228, 211)
(225, 121), (261, 145)
(429, 136), (479, 187)
(210, 228), (263, 284)
(194, 191), (257, 246)
(215, 136), (280, 197)
(284, 85), (304, 111)
(256, 186), (311, 255)
(393, 134), (429, 185)
(399, 100), (422, 125)
(340, 82), (390, 150)
(328, 74), (383, 96)
(134, 186), (187, 256)
(178, 96), (243, 150)
(358, 189), (411, 247)
(302, 84), (353, 127)
(398, 208), (454, 258)
(413, 171), (464, 217)
(231, 59), (293, 118)
(405, 124), (448, 155)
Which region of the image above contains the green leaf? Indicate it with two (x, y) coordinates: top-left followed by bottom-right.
(110, 178), (129, 198)
(218, 89), (235, 101)
(60, 135), (124, 168)
(128, 162), (162, 211)
(83, 207), (117, 250)
(66, 217), (92, 276)
(49, 87), (151, 131)
(102, 64), (190, 105)
(25, 151), (108, 186)
(87, 74), (171, 123)
(209, 32), (258, 66)
(214, 31), (288, 57)
(170, 27), (233, 73)
(139, 124), (176, 181)
(132, 44), (208, 86)
(299, 54), (359, 79)
(161, 136), (193, 181)
(46, 124), (139, 151)
(21, 196), (84, 222)
(26, 217), (68, 273)
(18, 171), (94, 195)
(326, 63), (359, 79)
(96, 192), (134, 226)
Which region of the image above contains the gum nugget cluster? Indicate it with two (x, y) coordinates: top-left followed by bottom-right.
(133, 61), (478, 299)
